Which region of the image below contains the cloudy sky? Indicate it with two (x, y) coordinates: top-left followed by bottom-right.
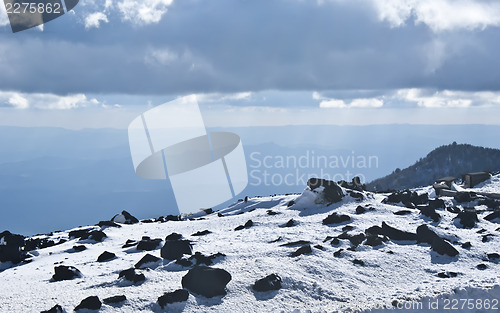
(1, 0), (500, 128)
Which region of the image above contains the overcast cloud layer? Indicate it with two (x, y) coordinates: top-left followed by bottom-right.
(0, 0), (499, 97)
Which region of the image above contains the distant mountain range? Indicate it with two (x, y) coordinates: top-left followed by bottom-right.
(367, 142), (500, 192)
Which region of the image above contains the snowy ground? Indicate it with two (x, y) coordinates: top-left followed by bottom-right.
(1, 178), (500, 313)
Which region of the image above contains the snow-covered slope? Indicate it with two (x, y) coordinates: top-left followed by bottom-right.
(1, 177), (500, 313)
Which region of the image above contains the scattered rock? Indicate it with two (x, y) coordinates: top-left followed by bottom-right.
(165, 215), (181, 222)
(135, 254), (161, 269)
(331, 238), (340, 245)
(41, 304), (63, 313)
(365, 225), (383, 236)
(97, 220), (121, 228)
(487, 253), (500, 262)
(69, 229), (107, 242)
(314, 245), (325, 250)
(437, 271), (458, 278)
(485, 211), (500, 222)
(322, 213), (351, 225)
(203, 208), (213, 215)
(350, 191), (364, 200)
(384, 190), (428, 206)
(72, 245), (86, 252)
(0, 231), (26, 263)
(454, 192), (477, 203)
(307, 178), (345, 204)
(381, 222), (417, 241)
(122, 239), (137, 248)
(253, 274), (282, 292)
(136, 237), (162, 251)
(280, 240), (310, 247)
(165, 233), (183, 241)
(290, 245), (312, 257)
(267, 210), (279, 215)
(333, 249), (343, 257)
(161, 239), (193, 261)
(118, 268), (145, 284)
(158, 289), (189, 308)
(348, 233), (366, 246)
(235, 220), (254, 230)
(365, 235), (385, 247)
(111, 210), (139, 224)
(284, 219), (295, 227)
(477, 263), (488, 270)
(181, 266), (232, 298)
(428, 199), (446, 210)
(52, 265), (81, 281)
(352, 259), (365, 266)
(97, 251), (116, 262)
(482, 234), (494, 242)
(177, 252), (226, 267)
(462, 242), (472, 249)
(342, 225), (354, 231)
(355, 206), (367, 214)
(418, 205), (441, 222)
(192, 230), (211, 236)
(287, 200), (295, 207)
(103, 295), (127, 305)
(394, 210), (413, 215)
(270, 236), (282, 243)
(74, 296), (101, 311)
(455, 210), (479, 228)
(417, 225), (459, 257)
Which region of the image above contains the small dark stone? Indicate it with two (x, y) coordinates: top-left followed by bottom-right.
(135, 254), (161, 269)
(462, 242), (472, 249)
(365, 235), (384, 247)
(418, 205), (441, 222)
(192, 230), (211, 236)
(161, 240), (193, 260)
(342, 225), (354, 231)
(477, 229), (487, 234)
(287, 200), (295, 207)
(482, 234), (494, 242)
(181, 266), (232, 298)
(165, 215), (181, 221)
(41, 304), (63, 313)
(322, 213), (351, 225)
(75, 296), (101, 311)
(217, 213), (224, 217)
(234, 225), (245, 231)
(350, 191), (364, 200)
(455, 210), (479, 228)
(438, 272), (450, 278)
(290, 245), (312, 257)
(72, 245), (86, 252)
(314, 244), (325, 250)
(158, 289), (189, 307)
(333, 249), (343, 257)
(485, 211), (500, 221)
(267, 210), (279, 215)
(448, 206), (461, 214)
(487, 253), (500, 261)
(97, 251), (116, 262)
(381, 222), (417, 241)
(323, 236), (334, 243)
(122, 239), (137, 248)
(307, 178), (344, 203)
(454, 192), (477, 203)
(253, 274), (282, 292)
(394, 210), (412, 215)
(428, 199), (446, 210)
(348, 233), (366, 246)
(97, 220), (121, 228)
(280, 240), (311, 247)
(477, 263), (488, 270)
(270, 236), (282, 243)
(103, 295), (127, 304)
(52, 265), (81, 281)
(352, 259), (365, 266)
(244, 220), (254, 228)
(203, 208), (213, 215)
(284, 219), (295, 227)
(111, 210), (139, 224)
(137, 238), (162, 251)
(118, 268), (145, 284)
(331, 238), (340, 245)
(365, 225), (383, 236)
(165, 233), (183, 241)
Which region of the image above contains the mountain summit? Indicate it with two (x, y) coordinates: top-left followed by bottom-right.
(367, 142), (500, 192)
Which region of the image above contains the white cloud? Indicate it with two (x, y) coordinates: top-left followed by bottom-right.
(396, 88), (500, 108)
(197, 92), (253, 103)
(372, 0), (500, 32)
(117, 0), (174, 25)
(0, 91), (102, 110)
(85, 12), (109, 29)
(314, 92), (384, 109)
(0, 3), (9, 27)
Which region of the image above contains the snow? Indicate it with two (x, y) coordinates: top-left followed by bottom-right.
(1, 177), (500, 312)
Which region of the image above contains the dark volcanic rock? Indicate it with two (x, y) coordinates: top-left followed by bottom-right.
(350, 191), (364, 200)
(381, 222), (417, 241)
(488, 253), (500, 261)
(103, 295), (127, 305)
(0, 231), (25, 263)
(477, 263), (488, 270)
(454, 192), (477, 203)
(189, 252), (226, 266)
(253, 274), (282, 292)
(322, 213), (351, 225)
(417, 225), (459, 257)
(158, 289), (189, 308)
(394, 210), (413, 216)
(364, 235), (385, 247)
(97, 251), (116, 262)
(290, 245), (312, 257)
(365, 225), (383, 236)
(284, 219), (295, 227)
(122, 239), (137, 248)
(136, 237), (162, 251)
(267, 210), (279, 215)
(52, 265), (81, 281)
(118, 268), (145, 284)
(69, 229), (106, 242)
(235, 220), (254, 230)
(280, 240), (310, 247)
(485, 211), (500, 222)
(384, 190), (428, 206)
(74, 296), (101, 311)
(355, 206), (367, 214)
(462, 242), (472, 249)
(307, 178), (345, 203)
(348, 233), (366, 246)
(97, 220), (121, 228)
(333, 249), (343, 257)
(111, 210), (139, 224)
(429, 199), (446, 210)
(25, 237), (63, 252)
(191, 230), (211, 236)
(72, 245), (86, 252)
(135, 254), (161, 269)
(418, 205), (441, 222)
(455, 210), (479, 228)
(165, 232), (183, 241)
(352, 259), (365, 266)
(161, 240), (193, 260)
(181, 266), (232, 298)
(41, 304), (63, 313)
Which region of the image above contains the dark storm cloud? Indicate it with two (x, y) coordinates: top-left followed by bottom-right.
(1, 0), (500, 96)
